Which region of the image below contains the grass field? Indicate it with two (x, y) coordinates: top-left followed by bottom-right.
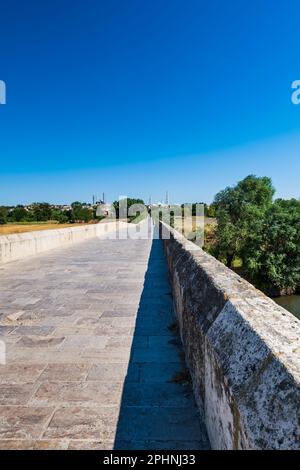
(174, 216), (216, 234)
(0, 222), (91, 235)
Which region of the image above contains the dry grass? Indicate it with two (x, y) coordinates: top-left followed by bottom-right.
(174, 216), (216, 236)
(0, 223), (90, 235)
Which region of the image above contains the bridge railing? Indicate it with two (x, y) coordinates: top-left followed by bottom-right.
(160, 221), (300, 450)
(0, 221), (129, 264)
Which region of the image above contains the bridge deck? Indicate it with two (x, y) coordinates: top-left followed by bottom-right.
(0, 234), (209, 449)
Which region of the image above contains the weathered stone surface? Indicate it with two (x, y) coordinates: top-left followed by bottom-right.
(31, 381), (123, 406)
(13, 326), (56, 336)
(0, 228), (208, 449)
(0, 440), (37, 450)
(0, 406), (55, 439)
(161, 222), (300, 450)
(0, 439), (69, 450)
(39, 364), (90, 382)
(138, 363), (185, 383)
(17, 336), (65, 348)
(60, 335), (108, 350)
(0, 383), (37, 405)
(87, 363), (134, 382)
(114, 439), (210, 450)
(68, 440), (114, 450)
(0, 364), (45, 384)
(43, 406), (119, 440)
(114, 406), (204, 442)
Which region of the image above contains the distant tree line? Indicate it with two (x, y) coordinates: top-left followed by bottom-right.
(0, 202), (99, 225)
(210, 175), (300, 295)
(180, 203), (216, 218)
(113, 198), (145, 221)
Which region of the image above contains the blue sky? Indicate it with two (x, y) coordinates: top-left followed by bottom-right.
(0, 0), (300, 204)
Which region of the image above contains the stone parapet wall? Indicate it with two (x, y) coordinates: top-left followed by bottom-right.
(0, 222), (128, 264)
(160, 222), (300, 450)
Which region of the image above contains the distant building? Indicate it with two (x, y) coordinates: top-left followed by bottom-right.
(96, 201), (113, 217)
(61, 205), (72, 212)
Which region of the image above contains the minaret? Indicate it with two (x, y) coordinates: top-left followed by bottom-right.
(165, 191), (169, 206)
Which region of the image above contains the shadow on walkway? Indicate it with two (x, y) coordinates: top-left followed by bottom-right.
(113, 238), (210, 450)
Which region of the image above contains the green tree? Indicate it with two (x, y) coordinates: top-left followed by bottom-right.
(10, 205), (28, 222)
(70, 202), (93, 222)
(79, 207), (93, 223)
(65, 209), (75, 223)
(244, 199), (300, 294)
(214, 175), (275, 267)
(113, 198), (145, 220)
(71, 201), (83, 221)
(0, 206), (8, 224)
(206, 203), (217, 218)
(32, 202), (52, 221)
(51, 208), (68, 223)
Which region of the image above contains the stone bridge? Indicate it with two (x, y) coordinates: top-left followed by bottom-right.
(0, 221), (299, 450)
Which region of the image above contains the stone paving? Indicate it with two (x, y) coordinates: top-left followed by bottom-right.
(0, 231), (209, 449)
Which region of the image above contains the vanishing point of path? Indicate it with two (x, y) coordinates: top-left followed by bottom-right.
(0, 231), (210, 450)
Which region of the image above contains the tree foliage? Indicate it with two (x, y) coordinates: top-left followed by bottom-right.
(213, 175), (300, 294)
(214, 175), (274, 267)
(0, 202), (94, 224)
(113, 198), (145, 220)
(0, 206), (8, 225)
(243, 199), (300, 293)
(9, 205), (28, 222)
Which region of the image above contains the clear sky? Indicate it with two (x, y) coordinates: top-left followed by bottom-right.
(0, 0), (300, 205)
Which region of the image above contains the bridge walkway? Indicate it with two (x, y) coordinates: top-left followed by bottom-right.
(0, 233), (209, 449)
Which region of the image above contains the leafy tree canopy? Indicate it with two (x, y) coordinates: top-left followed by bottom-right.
(213, 175), (275, 267)
(0, 206), (8, 225)
(243, 198), (300, 294)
